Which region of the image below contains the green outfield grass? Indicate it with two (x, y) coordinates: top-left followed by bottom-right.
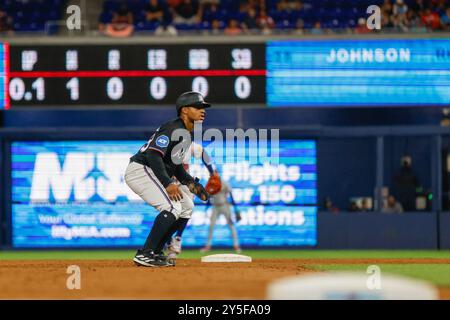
(0, 249), (450, 260)
(310, 264), (450, 286)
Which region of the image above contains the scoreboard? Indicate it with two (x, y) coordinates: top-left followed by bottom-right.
(8, 44), (265, 106)
(3, 38), (450, 108)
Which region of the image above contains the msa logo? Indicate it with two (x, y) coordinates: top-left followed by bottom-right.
(30, 152), (140, 202)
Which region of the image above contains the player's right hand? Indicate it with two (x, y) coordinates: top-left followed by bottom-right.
(166, 183), (183, 202)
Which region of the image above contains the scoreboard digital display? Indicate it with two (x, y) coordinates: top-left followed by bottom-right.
(8, 44), (265, 106)
(267, 39), (450, 107)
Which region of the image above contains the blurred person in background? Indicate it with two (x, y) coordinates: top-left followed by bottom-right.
(154, 21), (178, 36)
(200, 179), (242, 253)
(392, 156), (419, 211)
(382, 195), (404, 213)
(392, 0), (409, 31)
(440, 8), (450, 30)
(0, 10), (14, 34)
(293, 18), (305, 35)
(410, 0), (427, 14)
(360, 198), (371, 212)
(145, 0), (164, 23)
(348, 200), (359, 212)
(324, 197), (339, 213)
(311, 21), (324, 35)
(224, 19), (242, 35)
(103, 2), (134, 37)
(172, 0), (201, 25)
(355, 17), (371, 34)
(277, 0), (303, 13)
(381, 0), (393, 16)
(421, 8), (441, 30)
(406, 8), (426, 31)
(434, 0), (447, 15)
(381, 10), (394, 29)
(257, 8), (275, 35)
(241, 7), (259, 33)
(210, 19), (223, 35)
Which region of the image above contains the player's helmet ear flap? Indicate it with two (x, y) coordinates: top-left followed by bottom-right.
(176, 91), (211, 115)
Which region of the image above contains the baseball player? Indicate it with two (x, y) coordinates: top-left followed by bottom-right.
(201, 178), (242, 253)
(164, 142), (219, 261)
(124, 91), (210, 267)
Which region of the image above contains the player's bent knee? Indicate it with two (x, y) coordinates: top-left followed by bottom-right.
(180, 198), (194, 219)
(179, 208), (193, 219)
(168, 201), (183, 219)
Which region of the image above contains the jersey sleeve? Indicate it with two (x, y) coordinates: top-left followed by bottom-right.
(146, 127), (172, 157)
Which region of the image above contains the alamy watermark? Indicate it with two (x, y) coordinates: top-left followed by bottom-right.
(366, 265), (382, 290)
(66, 5), (81, 30)
(142, 122), (280, 166)
(366, 5), (381, 30)
(66, 265), (81, 290)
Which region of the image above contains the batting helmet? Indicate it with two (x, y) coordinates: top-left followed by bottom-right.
(176, 91), (211, 115)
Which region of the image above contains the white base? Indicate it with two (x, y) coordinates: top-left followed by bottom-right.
(201, 254), (252, 263)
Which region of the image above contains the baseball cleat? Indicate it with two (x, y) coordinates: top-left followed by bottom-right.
(133, 250), (171, 267)
(166, 252), (177, 266)
(168, 236), (182, 255)
(157, 252), (176, 267)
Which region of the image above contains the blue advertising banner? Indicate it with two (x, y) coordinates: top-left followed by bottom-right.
(267, 39), (450, 107)
(11, 140), (317, 248)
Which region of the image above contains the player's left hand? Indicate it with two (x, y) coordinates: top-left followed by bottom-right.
(188, 178), (209, 202)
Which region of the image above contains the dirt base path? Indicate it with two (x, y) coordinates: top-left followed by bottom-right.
(0, 259), (447, 300)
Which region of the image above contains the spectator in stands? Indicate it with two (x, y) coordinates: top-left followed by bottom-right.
(241, 7), (258, 33)
(324, 197), (339, 213)
(392, 0), (409, 31)
(382, 195), (404, 213)
(103, 2), (134, 37)
(293, 18), (305, 35)
(277, 0), (303, 12)
(0, 10), (14, 34)
(441, 8), (450, 30)
(145, 0), (164, 23)
(199, 1), (220, 25)
(210, 18), (222, 35)
(348, 200), (359, 212)
(435, 0), (447, 15)
(381, 11), (394, 29)
(154, 21), (178, 36)
(407, 9), (426, 32)
(421, 8), (441, 30)
(381, 0), (393, 15)
(392, 156), (419, 211)
(355, 17), (371, 34)
(410, 0), (427, 15)
(224, 18), (242, 35)
(168, 0), (182, 7)
(172, 0), (201, 25)
(257, 8), (275, 35)
(311, 21), (324, 35)
(360, 198), (371, 212)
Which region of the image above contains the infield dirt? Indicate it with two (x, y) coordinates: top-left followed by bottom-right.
(0, 259), (448, 299)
